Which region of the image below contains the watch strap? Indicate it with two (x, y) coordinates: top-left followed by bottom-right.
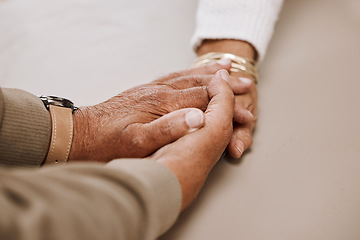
(43, 105), (73, 165)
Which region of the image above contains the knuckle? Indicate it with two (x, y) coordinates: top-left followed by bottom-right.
(140, 88), (170, 104)
(242, 131), (253, 148)
(190, 76), (203, 86)
(128, 134), (150, 157)
(155, 89), (170, 100)
(193, 86), (209, 100)
(246, 103), (255, 112)
(181, 75), (204, 86)
(179, 87), (209, 109)
(158, 121), (176, 138)
(163, 72), (184, 82)
(200, 86), (210, 104)
(130, 133), (146, 149)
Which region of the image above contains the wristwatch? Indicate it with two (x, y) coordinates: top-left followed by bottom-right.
(39, 95), (78, 112)
(39, 96), (78, 165)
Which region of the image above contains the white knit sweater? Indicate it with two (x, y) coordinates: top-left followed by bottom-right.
(193, 0), (284, 62)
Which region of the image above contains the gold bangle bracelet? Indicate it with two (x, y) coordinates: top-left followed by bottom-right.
(195, 52), (256, 65)
(193, 52), (259, 83)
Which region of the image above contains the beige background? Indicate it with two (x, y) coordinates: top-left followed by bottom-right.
(162, 1), (360, 239)
(1, 0), (359, 239)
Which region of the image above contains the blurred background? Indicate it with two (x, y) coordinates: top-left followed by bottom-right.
(1, 0), (359, 239)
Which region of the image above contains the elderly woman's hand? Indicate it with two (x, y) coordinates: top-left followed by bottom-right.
(197, 39), (258, 159)
(68, 63), (251, 162)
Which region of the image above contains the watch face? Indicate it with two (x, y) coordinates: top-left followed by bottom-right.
(39, 95), (78, 112)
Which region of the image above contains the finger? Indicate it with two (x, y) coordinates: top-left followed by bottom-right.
(203, 70), (235, 145)
(226, 122), (255, 159)
(234, 77), (253, 93)
(234, 93), (257, 123)
(235, 93), (257, 112)
(148, 70), (236, 212)
(175, 86), (209, 111)
(164, 75), (252, 95)
(206, 70), (235, 115)
(233, 104), (255, 124)
(154, 59), (232, 83)
(234, 87), (258, 117)
(153, 70), (236, 159)
(150, 70), (236, 161)
(185, 59), (232, 75)
(171, 69), (235, 162)
(140, 108), (205, 154)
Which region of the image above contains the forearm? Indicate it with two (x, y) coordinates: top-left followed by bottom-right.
(0, 160), (181, 240)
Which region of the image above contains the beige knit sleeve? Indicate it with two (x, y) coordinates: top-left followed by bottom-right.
(0, 159), (182, 240)
(0, 87), (51, 167)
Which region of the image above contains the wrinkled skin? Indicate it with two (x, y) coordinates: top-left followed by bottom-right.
(149, 70), (235, 210)
(69, 61), (252, 162)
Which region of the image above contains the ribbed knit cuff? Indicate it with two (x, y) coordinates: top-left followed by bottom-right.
(0, 88), (51, 167)
(107, 159), (182, 238)
(192, 0), (283, 63)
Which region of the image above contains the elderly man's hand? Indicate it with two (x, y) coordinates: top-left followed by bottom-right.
(69, 62), (251, 162)
(149, 69), (234, 210)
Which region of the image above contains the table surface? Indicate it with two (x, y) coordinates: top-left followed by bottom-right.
(1, 0), (359, 239)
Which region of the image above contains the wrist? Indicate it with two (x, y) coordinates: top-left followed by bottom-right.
(196, 39), (257, 60)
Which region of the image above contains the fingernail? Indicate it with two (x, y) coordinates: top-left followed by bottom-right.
(216, 58), (231, 66)
(185, 109), (204, 130)
(239, 77), (253, 85)
(219, 70), (229, 82)
(234, 141), (245, 159)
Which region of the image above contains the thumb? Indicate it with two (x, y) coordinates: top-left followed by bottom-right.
(141, 108), (205, 153)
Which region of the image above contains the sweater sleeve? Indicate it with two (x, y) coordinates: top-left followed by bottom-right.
(0, 88), (51, 167)
(192, 0), (284, 62)
(0, 159), (182, 240)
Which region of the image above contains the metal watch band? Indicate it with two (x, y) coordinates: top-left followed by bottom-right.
(43, 105), (73, 165)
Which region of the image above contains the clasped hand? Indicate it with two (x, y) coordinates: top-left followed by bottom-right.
(69, 60), (254, 162)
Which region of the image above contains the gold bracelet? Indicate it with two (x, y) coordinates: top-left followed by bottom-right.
(193, 52), (259, 83)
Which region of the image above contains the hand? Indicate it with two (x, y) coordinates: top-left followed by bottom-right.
(69, 63), (250, 162)
(226, 72), (257, 158)
(149, 70), (234, 210)
(197, 39), (258, 159)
